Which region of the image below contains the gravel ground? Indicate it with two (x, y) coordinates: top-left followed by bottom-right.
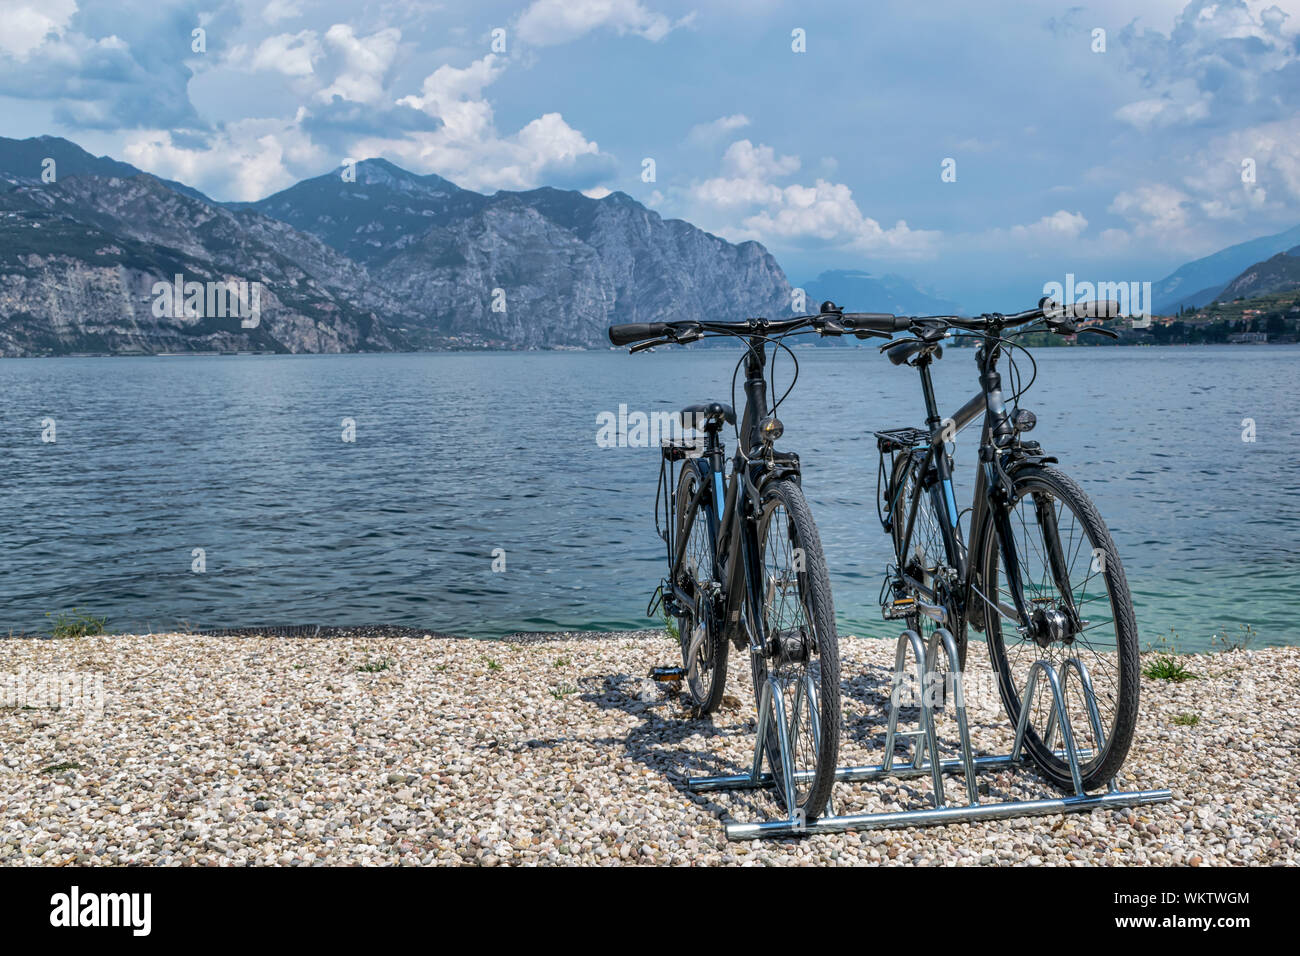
(0, 630), (1294, 866)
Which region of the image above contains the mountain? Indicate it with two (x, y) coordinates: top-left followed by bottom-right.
(1152, 222), (1300, 313)
(0, 137), (792, 355)
(243, 160), (487, 267)
(0, 134), (211, 201)
(249, 160), (791, 348)
(801, 269), (961, 316)
(0, 138), (408, 355)
(1215, 245), (1300, 302)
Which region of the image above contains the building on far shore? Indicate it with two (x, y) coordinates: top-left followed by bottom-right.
(1227, 331), (1268, 344)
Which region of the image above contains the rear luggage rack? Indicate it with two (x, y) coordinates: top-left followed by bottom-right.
(875, 427), (931, 533)
(874, 426), (930, 453)
(660, 438), (703, 462)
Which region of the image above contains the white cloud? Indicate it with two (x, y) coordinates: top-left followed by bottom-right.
(250, 31), (320, 78)
(1010, 210), (1089, 241)
(1114, 0), (1300, 130)
(1181, 116), (1300, 215)
(1109, 184), (1191, 233)
(686, 113), (750, 144)
(366, 54), (611, 192)
(514, 0), (691, 46)
(316, 25), (401, 104)
(123, 120), (325, 202)
(689, 139), (939, 257)
(741, 179), (939, 257)
(720, 139), (798, 178)
(1113, 86), (1209, 130)
(261, 0), (302, 23)
(0, 0), (77, 59)
(396, 53), (505, 141)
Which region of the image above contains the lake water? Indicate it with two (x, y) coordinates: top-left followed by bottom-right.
(1, 346), (1296, 651)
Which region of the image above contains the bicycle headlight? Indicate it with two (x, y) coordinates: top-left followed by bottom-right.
(759, 415), (784, 444)
(1012, 408), (1036, 433)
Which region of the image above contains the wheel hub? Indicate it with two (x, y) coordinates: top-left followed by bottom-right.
(1029, 604), (1074, 648)
(768, 626), (811, 665)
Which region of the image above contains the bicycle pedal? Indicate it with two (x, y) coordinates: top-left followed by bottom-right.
(649, 666), (687, 682)
(882, 597), (916, 621)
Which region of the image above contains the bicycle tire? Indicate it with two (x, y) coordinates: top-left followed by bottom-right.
(749, 479), (841, 821)
(978, 465), (1139, 791)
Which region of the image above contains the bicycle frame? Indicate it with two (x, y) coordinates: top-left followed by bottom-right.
(888, 339), (1058, 633)
(665, 336), (802, 658)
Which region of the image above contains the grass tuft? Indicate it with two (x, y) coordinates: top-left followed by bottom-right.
(1142, 628), (1198, 682)
(1143, 655), (1197, 682)
(47, 609), (107, 639)
(1210, 622), (1257, 653)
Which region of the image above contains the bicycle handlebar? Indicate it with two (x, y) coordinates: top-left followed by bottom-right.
(607, 306), (893, 350)
(607, 298), (1127, 350)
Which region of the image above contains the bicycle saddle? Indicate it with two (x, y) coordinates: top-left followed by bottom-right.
(886, 339), (942, 366)
(680, 401), (736, 429)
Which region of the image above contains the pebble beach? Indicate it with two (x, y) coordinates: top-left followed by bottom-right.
(0, 630), (1295, 866)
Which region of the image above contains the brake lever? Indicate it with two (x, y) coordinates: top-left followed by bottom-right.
(629, 337), (670, 353)
(1078, 326), (1119, 339)
(853, 329), (891, 340)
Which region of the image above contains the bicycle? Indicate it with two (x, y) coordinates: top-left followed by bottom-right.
(607, 308), (874, 819)
(837, 297), (1140, 792)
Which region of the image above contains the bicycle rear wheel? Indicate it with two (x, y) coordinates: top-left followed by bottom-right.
(673, 465), (728, 713)
(978, 465), (1139, 791)
(749, 479), (841, 821)
(889, 450), (968, 668)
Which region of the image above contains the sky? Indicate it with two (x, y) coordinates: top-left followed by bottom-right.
(1, 0), (1299, 309)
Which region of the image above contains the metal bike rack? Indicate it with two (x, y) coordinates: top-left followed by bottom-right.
(688, 628), (1171, 840)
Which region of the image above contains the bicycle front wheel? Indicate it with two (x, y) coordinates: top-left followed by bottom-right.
(978, 465), (1139, 791)
(749, 479), (841, 821)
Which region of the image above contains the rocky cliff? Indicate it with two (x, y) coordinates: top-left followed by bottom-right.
(0, 136), (793, 355)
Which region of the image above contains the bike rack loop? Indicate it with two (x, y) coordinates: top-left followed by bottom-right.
(687, 628), (1171, 841)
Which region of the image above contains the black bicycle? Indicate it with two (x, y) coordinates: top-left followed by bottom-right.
(837, 297), (1140, 791)
(608, 309), (872, 819)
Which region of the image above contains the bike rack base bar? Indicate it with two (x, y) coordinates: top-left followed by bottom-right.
(686, 629), (1173, 842)
(722, 787), (1173, 840)
(689, 748), (1097, 793)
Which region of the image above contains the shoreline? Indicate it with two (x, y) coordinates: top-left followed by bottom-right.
(1, 631), (1294, 866)
(3, 625), (1283, 654)
(4, 342), (1300, 361)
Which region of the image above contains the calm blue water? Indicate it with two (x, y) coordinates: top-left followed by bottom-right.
(0, 346), (1296, 650)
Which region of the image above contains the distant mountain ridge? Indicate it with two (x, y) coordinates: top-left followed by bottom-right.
(1214, 245), (1300, 302)
(0, 136), (791, 355)
(800, 269), (962, 317)
(1152, 222), (1300, 313)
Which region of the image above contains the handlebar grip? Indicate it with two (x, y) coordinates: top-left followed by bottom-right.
(1045, 300), (1125, 320)
(608, 322), (669, 346)
(840, 312), (910, 332)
